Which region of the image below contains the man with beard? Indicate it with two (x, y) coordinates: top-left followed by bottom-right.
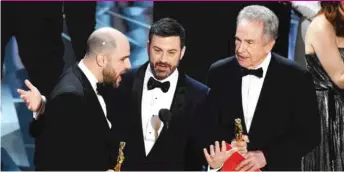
(20, 19), (247, 171)
(17, 27), (131, 171)
(105, 17), (245, 171)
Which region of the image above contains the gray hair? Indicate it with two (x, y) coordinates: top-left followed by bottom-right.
(237, 5), (279, 42)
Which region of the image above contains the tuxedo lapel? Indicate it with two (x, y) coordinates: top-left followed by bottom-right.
(248, 55), (278, 144)
(72, 64), (109, 131)
(131, 62), (149, 157)
(147, 70), (190, 157)
(224, 59), (248, 135)
(169, 72), (189, 120)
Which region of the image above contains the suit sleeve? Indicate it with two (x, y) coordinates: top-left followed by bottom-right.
(41, 92), (86, 170)
(261, 71), (321, 169)
(29, 96), (48, 138)
(29, 116), (46, 138)
(206, 64), (217, 89)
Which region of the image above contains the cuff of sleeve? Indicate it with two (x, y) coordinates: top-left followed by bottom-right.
(33, 95), (47, 120)
(207, 164), (222, 172)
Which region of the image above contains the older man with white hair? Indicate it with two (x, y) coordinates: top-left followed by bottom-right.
(206, 5), (320, 171)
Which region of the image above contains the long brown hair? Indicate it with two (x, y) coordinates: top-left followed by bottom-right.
(319, 2), (344, 37)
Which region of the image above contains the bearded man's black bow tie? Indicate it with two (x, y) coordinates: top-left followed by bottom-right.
(241, 67), (263, 78)
(147, 77), (170, 93)
(96, 83), (106, 96)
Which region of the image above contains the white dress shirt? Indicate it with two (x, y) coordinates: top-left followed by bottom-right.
(141, 64), (178, 156)
(241, 53), (271, 132)
(141, 66), (218, 172)
(34, 60), (111, 129)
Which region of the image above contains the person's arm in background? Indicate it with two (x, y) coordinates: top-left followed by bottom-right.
(306, 17), (344, 88)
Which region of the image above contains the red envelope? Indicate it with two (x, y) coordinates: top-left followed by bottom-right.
(221, 143), (261, 171)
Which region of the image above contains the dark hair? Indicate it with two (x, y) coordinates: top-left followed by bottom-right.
(148, 17), (186, 48)
(319, 2), (344, 37)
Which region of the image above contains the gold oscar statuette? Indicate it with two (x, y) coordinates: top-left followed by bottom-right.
(114, 142), (126, 172)
(234, 118), (244, 141)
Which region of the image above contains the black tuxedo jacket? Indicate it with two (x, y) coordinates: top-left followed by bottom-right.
(105, 63), (210, 171)
(29, 64), (112, 171)
(206, 53), (320, 170)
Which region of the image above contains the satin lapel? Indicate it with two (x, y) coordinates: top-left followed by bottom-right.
(72, 64), (109, 131)
(248, 55), (278, 143)
(147, 70), (189, 157)
(131, 62), (149, 157)
(224, 59), (248, 134)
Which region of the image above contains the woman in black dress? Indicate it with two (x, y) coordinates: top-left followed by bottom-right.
(302, 2), (344, 171)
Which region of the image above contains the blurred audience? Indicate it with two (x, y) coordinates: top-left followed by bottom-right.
(291, 1), (321, 67)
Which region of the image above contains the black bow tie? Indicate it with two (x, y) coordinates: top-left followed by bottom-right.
(147, 77), (170, 93)
(96, 83), (106, 96)
(241, 67), (263, 78)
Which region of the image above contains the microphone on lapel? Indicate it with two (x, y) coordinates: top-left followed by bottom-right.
(159, 109), (172, 129)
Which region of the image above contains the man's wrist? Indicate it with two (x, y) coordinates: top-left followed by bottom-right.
(207, 164), (222, 172)
(33, 95), (46, 119)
